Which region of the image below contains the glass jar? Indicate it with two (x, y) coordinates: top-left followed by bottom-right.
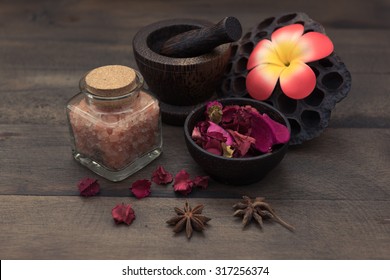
(66, 65), (162, 182)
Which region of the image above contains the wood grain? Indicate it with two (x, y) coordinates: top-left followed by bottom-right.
(0, 196), (388, 259)
(0, 125), (389, 200)
(0, 0), (389, 259)
(0, 30), (389, 126)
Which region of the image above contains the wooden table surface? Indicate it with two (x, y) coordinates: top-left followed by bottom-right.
(0, 0), (389, 260)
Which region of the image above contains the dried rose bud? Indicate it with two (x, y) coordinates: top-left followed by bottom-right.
(112, 203), (135, 225)
(77, 177), (100, 197)
(130, 179), (151, 199)
(206, 101), (223, 124)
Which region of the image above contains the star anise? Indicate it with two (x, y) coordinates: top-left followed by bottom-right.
(166, 200), (211, 239)
(233, 196), (294, 231)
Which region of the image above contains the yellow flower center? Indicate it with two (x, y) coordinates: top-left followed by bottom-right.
(274, 41), (298, 68)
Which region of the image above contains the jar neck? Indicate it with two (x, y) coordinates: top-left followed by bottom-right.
(80, 70), (144, 111)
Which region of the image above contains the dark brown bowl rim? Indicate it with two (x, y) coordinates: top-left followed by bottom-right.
(184, 98), (291, 162)
(132, 18), (231, 68)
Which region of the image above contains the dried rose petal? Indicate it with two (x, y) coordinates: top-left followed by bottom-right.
(222, 105), (240, 124)
(152, 166), (173, 185)
(206, 131), (226, 142)
(77, 177), (100, 197)
(192, 126), (202, 142)
(203, 138), (223, 156)
(192, 175), (209, 189)
(197, 120), (210, 134)
(173, 170), (193, 195)
(221, 105), (252, 135)
(130, 179), (151, 199)
(191, 121), (210, 146)
(262, 114), (290, 144)
(207, 121), (234, 145)
(112, 203), (135, 225)
(251, 113), (289, 153)
(194, 103), (289, 158)
(228, 129), (256, 157)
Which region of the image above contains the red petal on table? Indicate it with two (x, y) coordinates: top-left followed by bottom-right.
(152, 166), (173, 185)
(77, 177), (100, 197)
(173, 170), (193, 195)
(192, 176), (209, 189)
(112, 203), (135, 225)
(130, 179), (151, 199)
(228, 130), (256, 157)
(279, 61), (316, 99)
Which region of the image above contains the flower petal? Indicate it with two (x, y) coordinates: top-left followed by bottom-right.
(228, 129), (256, 157)
(291, 32), (334, 63)
(192, 176), (209, 189)
(271, 24), (304, 44)
(130, 179), (152, 199)
(112, 203), (136, 225)
(173, 170), (193, 195)
(152, 166), (173, 185)
(250, 114), (274, 153)
(271, 24), (305, 65)
(246, 64), (284, 100)
(279, 61), (316, 99)
(247, 39), (283, 70)
(207, 121), (234, 145)
(261, 114), (290, 144)
(77, 177), (100, 197)
(203, 138), (222, 156)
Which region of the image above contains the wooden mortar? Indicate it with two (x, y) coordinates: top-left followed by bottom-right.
(132, 19), (232, 107)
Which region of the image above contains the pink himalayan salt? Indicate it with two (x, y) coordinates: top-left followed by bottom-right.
(69, 92), (160, 170)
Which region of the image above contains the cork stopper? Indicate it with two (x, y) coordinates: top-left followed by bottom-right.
(85, 65), (137, 97)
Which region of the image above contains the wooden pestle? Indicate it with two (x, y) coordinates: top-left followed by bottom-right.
(159, 17), (242, 58)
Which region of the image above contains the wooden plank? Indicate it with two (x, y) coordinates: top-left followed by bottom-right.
(0, 195), (388, 259)
(0, 125), (389, 201)
(0, 34), (389, 128)
(0, 0), (389, 261)
(1, 72), (389, 128)
(0, 27), (388, 75)
(0, 0), (389, 32)
(0, 3), (389, 127)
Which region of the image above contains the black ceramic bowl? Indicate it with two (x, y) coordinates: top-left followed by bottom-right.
(184, 98), (290, 185)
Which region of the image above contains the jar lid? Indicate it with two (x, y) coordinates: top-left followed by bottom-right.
(85, 65), (137, 97)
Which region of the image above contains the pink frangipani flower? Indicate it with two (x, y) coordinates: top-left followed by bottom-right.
(246, 24), (334, 100)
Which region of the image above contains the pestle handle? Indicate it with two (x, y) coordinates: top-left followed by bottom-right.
(160, 17), (242, 58)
